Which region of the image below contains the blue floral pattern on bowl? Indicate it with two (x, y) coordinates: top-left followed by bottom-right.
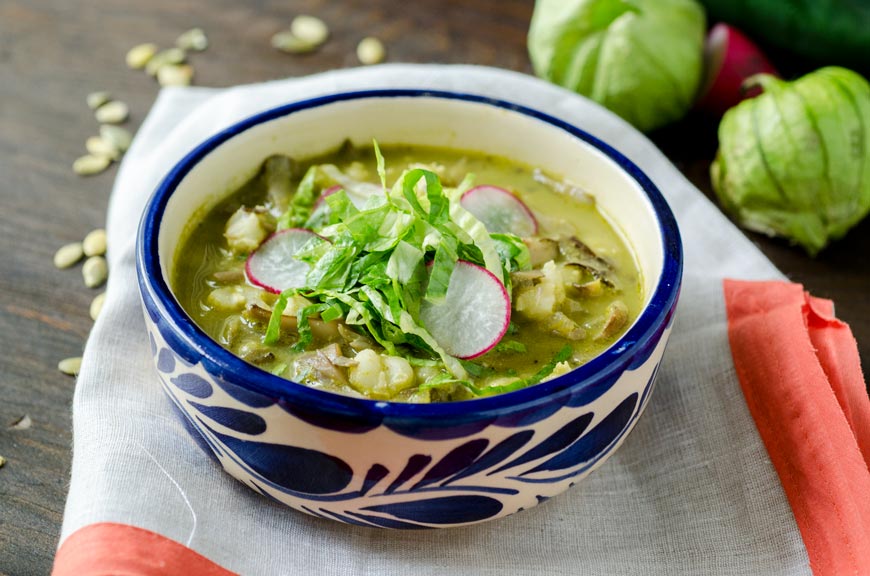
(143, 295), (672, 527)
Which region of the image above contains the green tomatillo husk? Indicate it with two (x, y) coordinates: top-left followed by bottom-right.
(528, 0), (706, 132)
(711, 67), (870, 256)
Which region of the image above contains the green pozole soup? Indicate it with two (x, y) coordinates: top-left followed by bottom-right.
(173, 144), (643, 402)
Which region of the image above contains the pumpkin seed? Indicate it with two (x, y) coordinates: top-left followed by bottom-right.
(100, 125), (133, 152)
(126, 43), (158, 69)
(176, 28), (208, 51)
(73, 154), (111, 176)
(270, 31), (318, 54)
(9, 414), (32, 431)
(0, 455), (6, 468)
(86, 91), (111, 110)
(94, 101), (129, 124)
(82, 255), (108, 288)
(145, 47), (186, 76)
(83, 228), (107, 257)
(90, 292), (107, 320)
(58, 356), (83, 376)
(290, 15), (329, 46)
(356, 37), (386, 65)
(157, 64), (194, 87)
(54, 242), (84, 269)
(86, 136), (120, 161)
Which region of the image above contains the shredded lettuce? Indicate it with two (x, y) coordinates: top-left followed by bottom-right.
(420, 344), (571, 397)
(373, 139), (387, 191)
(266, 144), (530, 379)
(494, 340), (527, 354)
(277, 167), (319, 230)
(292, 303), (331, 352)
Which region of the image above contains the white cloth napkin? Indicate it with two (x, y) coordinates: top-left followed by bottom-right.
(61, 65), (811, 575)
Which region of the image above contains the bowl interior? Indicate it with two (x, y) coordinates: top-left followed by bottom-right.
(159, 95), (664, 318)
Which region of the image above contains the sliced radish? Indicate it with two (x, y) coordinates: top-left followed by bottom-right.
(312, 185), (342, 209)
(419, 260), (510, 359)
(460, 185), (538, 236)
(245, 228), (325, 294)
(696, 23), (778, 117)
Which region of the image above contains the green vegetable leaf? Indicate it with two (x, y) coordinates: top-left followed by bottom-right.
(292, 303), (331, 352)
(447, 198), (505, 285)
(373, 139), (387, 191)
(264, 291), (291, 345)
(494, 340), (527, 354)
(320, 302), (344, 323)
(425, 234), (458, 303)
(277, 166), (320, 229)
(386, 240), (424, 284)
(481, 344), (572, 395)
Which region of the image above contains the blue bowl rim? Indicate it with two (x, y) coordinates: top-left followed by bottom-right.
(137, 88), (683, 420)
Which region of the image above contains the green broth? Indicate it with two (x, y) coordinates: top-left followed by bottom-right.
(173, 144), (643, 402)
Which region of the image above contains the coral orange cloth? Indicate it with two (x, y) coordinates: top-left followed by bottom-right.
(53, 523), (237, 576)
(724, 279), (870, 576)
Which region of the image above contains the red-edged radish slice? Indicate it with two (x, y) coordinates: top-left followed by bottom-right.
(419, 260), (510, 359)
(460, 185), (538, 236)
(245, 228), (324, 294)
(312, 185), (342, 209)
(696, 23), (778, 117)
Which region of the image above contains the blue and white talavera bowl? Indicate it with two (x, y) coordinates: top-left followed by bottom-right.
(136, 90), (682, 529)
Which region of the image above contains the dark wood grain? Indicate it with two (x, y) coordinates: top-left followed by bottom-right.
(0, 1), (867, 574)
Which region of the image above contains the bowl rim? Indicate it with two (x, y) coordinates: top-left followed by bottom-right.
(137, 88), (682, 420)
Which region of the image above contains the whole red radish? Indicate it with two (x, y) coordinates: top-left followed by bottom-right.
(696, 23), (778, 117)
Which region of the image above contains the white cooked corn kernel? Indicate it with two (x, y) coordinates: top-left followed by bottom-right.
(348, 351), (415, 399)
(348, 349), (382, 392)
(356, 37), (386, 65)
(207, 287), (247, 311)
(381, 355), (414, 391)
(224, 207), (269, 253)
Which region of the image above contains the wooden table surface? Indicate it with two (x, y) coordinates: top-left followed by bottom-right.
(1, 1), (867, 573)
